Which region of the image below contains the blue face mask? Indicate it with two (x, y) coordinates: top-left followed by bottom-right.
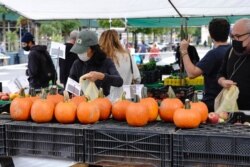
(78, 52), (90, 62)
(232, 40), (246, 54)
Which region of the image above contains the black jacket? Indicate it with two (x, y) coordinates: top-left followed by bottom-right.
(69, 55), (123, 96)
(27, 45), (56, 89)
(59, 43), (78, 86)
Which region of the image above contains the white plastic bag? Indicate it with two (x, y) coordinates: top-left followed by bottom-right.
(214, 85), (239, 113)
(79, 78), (98, 101)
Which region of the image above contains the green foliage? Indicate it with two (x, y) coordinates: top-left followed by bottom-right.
(141, 60), (156, 71)
(6, 31), (18, 51)
(98, 19), (125, 28)
(51, 33), (64, 42)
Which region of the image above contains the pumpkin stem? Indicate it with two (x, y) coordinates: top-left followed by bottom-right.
(98, 88), (104, 98)
(184, 99), (191, 109)
(192, 91), (199, 102)
(29, 88), (36, 97)
(19, 88), (26, 97)
(40, 89), (48, 99)
(119, 91), (127, 100)
(167, 86), (176, 98)
(134, 94), (141, 103)
(63, 91), (70, 102)
(49, 85), (58, 95)
(84, 95), (90, 102)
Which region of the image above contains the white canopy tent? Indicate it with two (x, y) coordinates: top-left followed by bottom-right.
(0, 0), (250, 20)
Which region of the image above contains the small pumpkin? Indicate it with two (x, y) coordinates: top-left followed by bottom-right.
(174, 99), (201, 129)
(112, 92), (131, 121)
(190, 91), (208, 123)
(140, 97), (158, 122)
(10, 88), (32, 121)
(159, 87), (183, 122)
(77, 100), (100, 124)
(71, 95), (86, 106)
(47, 85), (63, 105)
(31, 89), (55, 123)
(126, 95), (149, 127)
(93, 88), (112, 120)
(55, 91), (77, 124)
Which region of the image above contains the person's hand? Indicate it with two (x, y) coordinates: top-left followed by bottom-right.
(219, 78), (237, 88)
(80, 71), (105, 82)
(179, 39), (189, 54)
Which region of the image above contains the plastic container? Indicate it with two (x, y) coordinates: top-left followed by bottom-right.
(85, 120), (175, 167)
(5, 121), (86, 161)
(173, 124), (250, 166)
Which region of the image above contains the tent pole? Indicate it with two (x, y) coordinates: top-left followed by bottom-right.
(168, 0), (183, 17)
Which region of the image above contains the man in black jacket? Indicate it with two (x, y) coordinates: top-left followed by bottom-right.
(21, 32), (56, 90)
(59, 30), (79, 87)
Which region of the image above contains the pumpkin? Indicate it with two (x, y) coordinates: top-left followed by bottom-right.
(93, 89), (112, 120)
(191, 91), (208, 123)
(126, 95), (149, 127)
(71, 96), (86, 106)
(47, 85), (63, 105)
(112, 92), (131, 121)
(159, 86), (183, 122)
(31, 89), (55, 123)
(140, 97), (158, 122)
(10, 88), (32, 121)
(77, 101), (100, 124)
(55, 91), (77, 124)
(174, 99), (201, 129)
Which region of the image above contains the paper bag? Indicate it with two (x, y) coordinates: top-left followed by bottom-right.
(214, 85), (239, 113)
(80, 79), (98, 101)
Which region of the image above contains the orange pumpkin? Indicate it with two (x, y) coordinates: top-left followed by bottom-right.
(174, 99), (201, 129)
(10, 89), (32, 121)
(159, 98), (183, 122)
(55, 91), (77, 124)
(140, 97), (158, 122)
(77, 101), (100, 124)
(126, 101), (149, 127)
(47, 86), (63, 105)
(112, 92), (131, 121)
(71, 96), (86, 106)
(31, 89), (55, 123)
(191, 91), (208, 123)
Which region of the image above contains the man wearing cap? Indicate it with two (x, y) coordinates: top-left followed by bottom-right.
(21, 32), (56, 90)
(69, 30), (123, 96)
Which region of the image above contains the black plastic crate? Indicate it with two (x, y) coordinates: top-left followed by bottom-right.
(173, 124), (250, 167)
(85, 120), (175, 167)
(5, 121), (86, 162)
(0, 120), (11, 156)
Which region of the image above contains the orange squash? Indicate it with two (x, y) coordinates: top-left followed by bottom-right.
(10, 88), (32, 121)
(55, 91), (77, 124)
(77, 101), (100, 124)
(126, 95), (149, 127)
(112, 92), (131, 121)
(140, 97), (158, 122)
(190, 91), (208, 123)
(31, 89), (55, 123)
(47, 86), (63, 105)
(71, 96), (86, 106)
(174, 99), (201, 129)
(93, 88), (112, 120)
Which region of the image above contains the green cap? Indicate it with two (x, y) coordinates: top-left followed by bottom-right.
(71, 30), (98, 54)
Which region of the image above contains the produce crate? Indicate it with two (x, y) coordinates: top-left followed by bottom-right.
(85, 120), (175, 167)
(173, 124), (250, 167)
(5, 121), (86, 161)
(185, 76), (204, 86)
(0, 120), (11, 155)
(147, 86), (194, 103)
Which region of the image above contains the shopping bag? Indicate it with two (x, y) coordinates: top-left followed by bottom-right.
(214, 85), (239, 113)
(79, 78), (98, 101)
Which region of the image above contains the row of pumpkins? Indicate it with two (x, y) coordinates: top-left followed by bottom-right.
(10, 87), (208, 128)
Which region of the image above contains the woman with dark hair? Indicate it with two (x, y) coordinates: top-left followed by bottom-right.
(69, 30), (123, 96)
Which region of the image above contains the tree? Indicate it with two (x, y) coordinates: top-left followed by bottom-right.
(0, 6), (11, 46)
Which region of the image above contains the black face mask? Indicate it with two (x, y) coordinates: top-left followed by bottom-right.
(232, 40), (246, 53)
(22, 46), (30, 51)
